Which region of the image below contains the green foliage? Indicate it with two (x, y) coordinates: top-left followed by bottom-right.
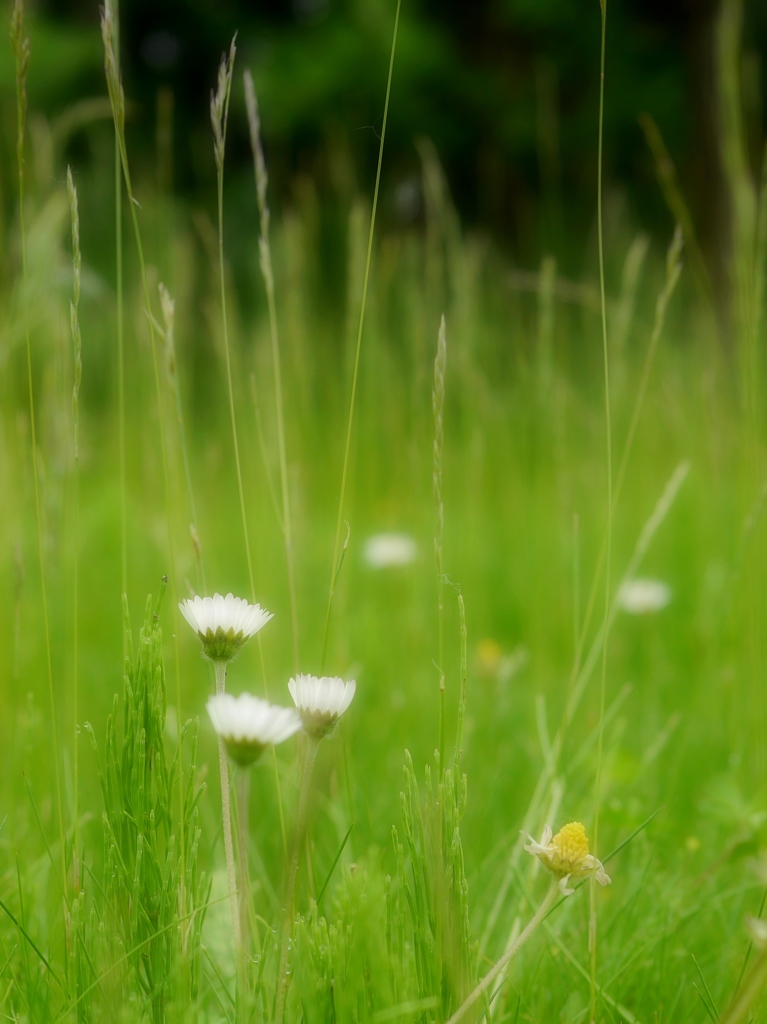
(85, 591), (209, 1021)
(393, 752), (476, 1022)
(4, 0), (767, 1021)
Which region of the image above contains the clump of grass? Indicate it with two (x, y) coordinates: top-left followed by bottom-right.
(85, 588), (208, 1020)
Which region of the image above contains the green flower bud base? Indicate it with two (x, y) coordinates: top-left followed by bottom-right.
(300, 711), (339, 741)
(198, 627), (248, 663)
(224, 739), (266, 768)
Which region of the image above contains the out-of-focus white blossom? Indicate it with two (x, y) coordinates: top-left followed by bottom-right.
(363, 533), (417, 569)
(617, 578), (671, 615)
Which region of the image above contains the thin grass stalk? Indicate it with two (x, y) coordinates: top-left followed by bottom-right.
(590, 3), (612, 1016)
(754, 144), (767, 347)
(212, 41), (287, 862)
(716, 0), (764, 783)
(113, 0), (127, 620)
(433, 315), (447, 774)
(455, 592), (467, 770)
(573, 513), (581, 667)
(101, 0), (188, 938)
(158, 283), (207, 593)
(275, 735), (320, 1024)
(244, 71), (299, 673)
(565, 224), (682, 723)
(249, 372), (284, 530)
(11, 0), (68, 898)
(320, 0), (402, 672)
(446, 884), (559, 1024)
(638, 113), (712, 307)
(212, 40), (256, 601)
(719, 946), (767, 1024)
(67, 166), (82, 892)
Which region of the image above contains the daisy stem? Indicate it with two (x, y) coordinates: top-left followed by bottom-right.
(236, 766), (250, 1012)
(275, 734), (319, 1024)
(214, 662), (242, 959)
(445, 883), (559, 1024)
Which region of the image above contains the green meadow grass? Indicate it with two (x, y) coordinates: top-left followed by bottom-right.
(2, 0), (767, 1020)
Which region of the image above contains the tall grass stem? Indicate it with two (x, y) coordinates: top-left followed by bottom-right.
(455, 591), (467, 769)
(159, 283), (207, 593)
(212, 40), (287, 854)
(12, 0), (68, 898)
(102, 0), (187, 927)
(67, 166), (82, 891)
(244, 71), (300, 672)
(591, 2), (612, 1017)
(113, 0), (127, 617)
(213, 40), (256, 604)
(320, 0), (402, 672)
(433, 315), (447, 774)
(446, 884), (559, 1024)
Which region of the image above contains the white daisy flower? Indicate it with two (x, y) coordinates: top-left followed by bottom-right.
(179, 592), (273, 662)
(207, 692), (301, 766)
(363, 532), (417, 569)
(288, 673), (356, 740)
(522, 821), (611, 896)
(617, 578), (671, 615)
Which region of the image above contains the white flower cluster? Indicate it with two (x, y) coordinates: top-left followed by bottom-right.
(180, 592), (356, 763)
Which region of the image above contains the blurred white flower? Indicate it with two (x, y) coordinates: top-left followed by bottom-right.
(617, 578), (671, 615)
(207, 692), (301, 766)
(179, 592), (273, 661)
(288, 673), (356, 740)
(522, 822), (611, 896)
(746, 915), (767, 949)
(363, 533), (417, 569)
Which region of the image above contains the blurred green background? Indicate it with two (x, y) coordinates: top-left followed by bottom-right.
(1, 0), (767, 1018)
(3, 0), (767, 280)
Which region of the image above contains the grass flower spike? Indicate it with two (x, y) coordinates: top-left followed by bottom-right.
(179, 592), (272, 661)
(288, 673), (356, 739)
(522, 821), (611, 895)
(207, 692), (301, 766)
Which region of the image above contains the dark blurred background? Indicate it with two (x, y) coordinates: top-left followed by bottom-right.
(3, 0), (767, 286)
